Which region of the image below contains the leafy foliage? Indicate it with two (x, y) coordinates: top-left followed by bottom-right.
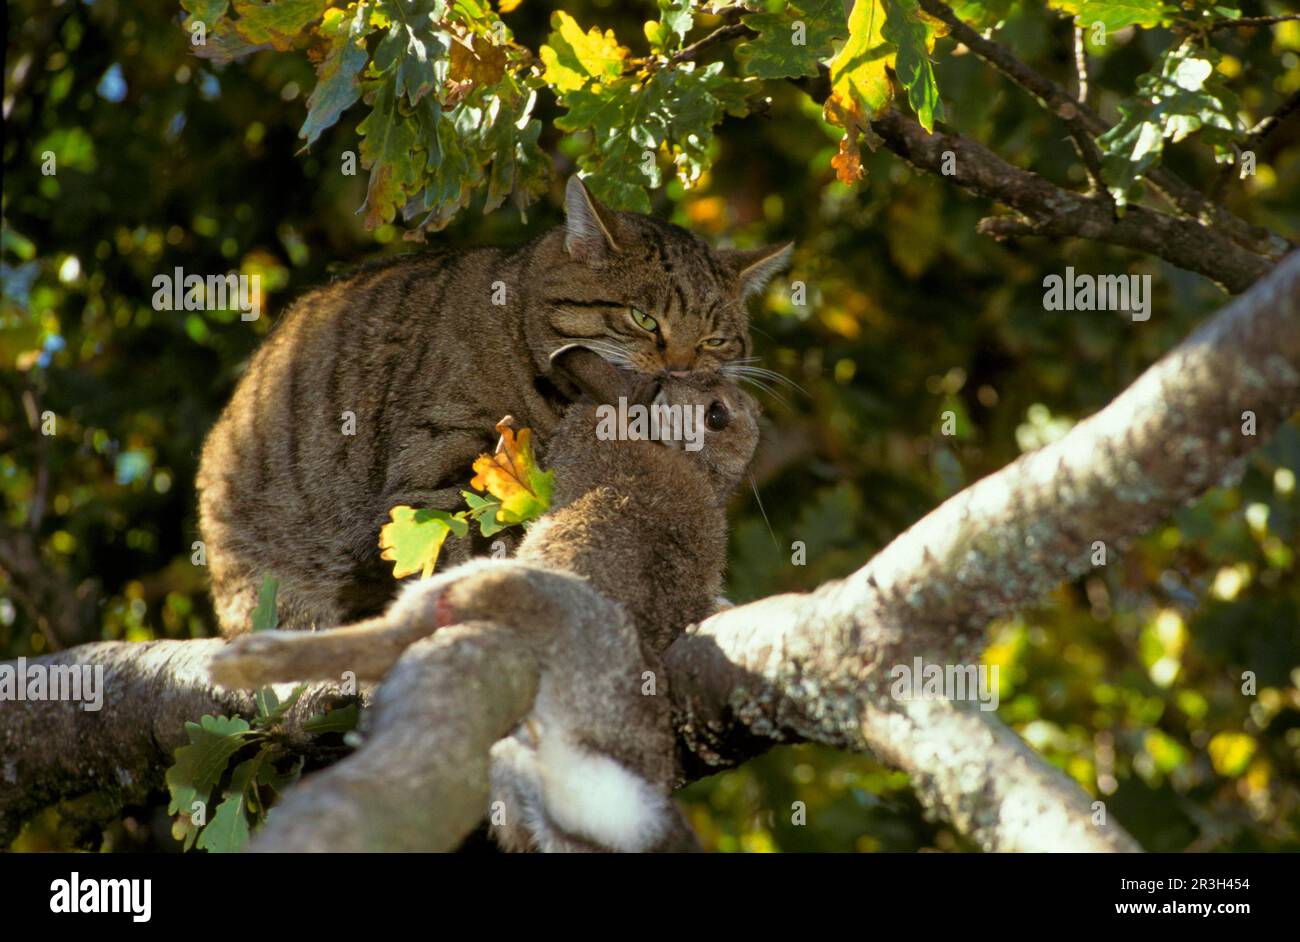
(1099, 40), (1243, 209)
(164, 689), (353, 852)
(251, 576), (280, 632)
(823, 0), (945, 184)
(737, 0), (848, 80)
(469, 420), (554, 524)
(1048, 0), (1176, 32)
(378, 420), (551, 579)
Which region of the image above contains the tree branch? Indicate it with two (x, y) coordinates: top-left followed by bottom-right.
(916, 0), (1290, 261)
(0, 640), (351, 845)
(870, 108), (1274, 293)
(1201, 14), (1300, 33)
(1212, 89), (1300, 200)
(671, 22), (756, 65)
(666, 250), (1300, 849)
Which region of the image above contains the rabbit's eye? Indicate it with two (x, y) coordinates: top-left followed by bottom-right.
(705, 401), (730, 431)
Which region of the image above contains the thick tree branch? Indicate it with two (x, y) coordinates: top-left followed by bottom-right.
(0, 640), (351, 845)
(666, 250), (1300, 849)
(6, 247), (1296, 851)
(860, 698), (1135, 851)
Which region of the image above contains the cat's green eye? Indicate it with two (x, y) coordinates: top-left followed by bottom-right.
(630, 308), (659, 333)
(700, 337), (726, 348)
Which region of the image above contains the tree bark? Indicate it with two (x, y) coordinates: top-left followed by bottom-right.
(0, 639), (350, 845)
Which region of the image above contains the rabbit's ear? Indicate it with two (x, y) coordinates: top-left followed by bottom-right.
(547, 346), (657, 406)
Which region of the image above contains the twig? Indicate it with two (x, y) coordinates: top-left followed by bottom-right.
(671, 21), (756, 64)
(1212, 89), (1300, 201)
(1203, 14), (1300, 32)
(1073, 24), (1088, 104)
(918, 0), (1108, 196)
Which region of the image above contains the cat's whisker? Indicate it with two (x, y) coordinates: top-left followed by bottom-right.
(726, 371), (791, 409)
(749, 472), (778, 548)
(555, 341), (636, 372)
(722, 364), (810, 399)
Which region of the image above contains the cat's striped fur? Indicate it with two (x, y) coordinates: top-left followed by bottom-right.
(197, 176), (790, 635)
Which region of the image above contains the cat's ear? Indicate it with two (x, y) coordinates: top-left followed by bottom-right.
(721, 242), (794, 301)
(564, 175), (621, 264)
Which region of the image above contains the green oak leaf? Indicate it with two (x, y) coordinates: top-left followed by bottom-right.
(302, 702), (362, 735)
(1048, 0), (1176, 32)
(166, 715), (256, 850)
(539, 11), (628, 93)
(180, 0), (230, 28)
(299, 2), (373, 147)
(252, 683), (306, 728)
(480, 76), (549, 216)
(371, 0), (450, 106)
(251, 575), (278, 632)
(378, 505), (469, 579)
(461, 490), (507, 537)
(882, 0), (944, 133)
(737, 0), (848, 80)
(948, 0), (1014, 28)
(655, 0), (695, 51)
(195, 752), (262, 853)
(1099, 40), (1242, 210)
(556, 63), (747, 210)
(229, 0), (333, 50)
(358, 80), (426, 228)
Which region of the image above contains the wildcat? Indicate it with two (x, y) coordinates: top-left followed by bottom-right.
(212, 364), (761, 851)
(198, 175), (789, 635)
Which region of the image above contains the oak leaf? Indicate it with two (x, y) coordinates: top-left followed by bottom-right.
(469, 418), (554, 526)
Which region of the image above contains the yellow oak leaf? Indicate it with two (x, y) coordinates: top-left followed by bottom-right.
(379, 505), (468, 580)
(539, 10), (628, 94)
(823, 0), (945, 179)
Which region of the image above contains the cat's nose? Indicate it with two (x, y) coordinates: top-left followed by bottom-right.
(663, 351), (695, 373)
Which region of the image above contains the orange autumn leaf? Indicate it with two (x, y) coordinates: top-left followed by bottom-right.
(469, 418), (554, 525)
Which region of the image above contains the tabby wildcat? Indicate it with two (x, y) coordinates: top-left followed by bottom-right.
(198, 175), (790, 635)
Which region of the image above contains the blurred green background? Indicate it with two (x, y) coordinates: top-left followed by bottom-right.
(3, 0), (1299, 851)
